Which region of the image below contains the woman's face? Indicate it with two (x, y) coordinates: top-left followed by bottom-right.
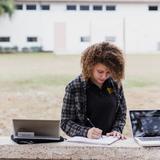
(91, 63), (111, 87)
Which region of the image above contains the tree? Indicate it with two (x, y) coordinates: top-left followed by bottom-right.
(0, 0), (14, 17)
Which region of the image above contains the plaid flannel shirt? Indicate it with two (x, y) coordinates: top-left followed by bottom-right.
(60, 74), (127, 137)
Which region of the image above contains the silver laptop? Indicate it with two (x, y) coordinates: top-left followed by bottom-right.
(12, 119), (60, 141)
(129, 110), (160, 146)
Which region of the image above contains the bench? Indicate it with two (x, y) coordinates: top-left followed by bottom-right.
(0, 137), (160, 160)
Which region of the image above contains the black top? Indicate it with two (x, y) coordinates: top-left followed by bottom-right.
(61, 75), (127, 137)
(86, 78), (117, 135)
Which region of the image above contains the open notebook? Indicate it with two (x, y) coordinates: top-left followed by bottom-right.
(67, 136), (119, 145)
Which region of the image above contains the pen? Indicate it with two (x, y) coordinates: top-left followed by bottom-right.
(87, 118), (95, 127)
(86, 118), (103, 139)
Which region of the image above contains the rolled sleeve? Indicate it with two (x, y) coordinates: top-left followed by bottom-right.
(60, 84), (90, 137)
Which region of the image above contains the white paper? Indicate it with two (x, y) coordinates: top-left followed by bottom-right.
(67, 135), (119, 145)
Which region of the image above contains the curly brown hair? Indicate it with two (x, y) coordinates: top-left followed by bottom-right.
(81, 42), (125, 83)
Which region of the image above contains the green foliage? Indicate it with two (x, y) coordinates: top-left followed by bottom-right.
(0, 0), (14, 17)
(0, 46), (18, 53)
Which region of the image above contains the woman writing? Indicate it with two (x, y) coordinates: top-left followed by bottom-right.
(61, 42), (127, 139)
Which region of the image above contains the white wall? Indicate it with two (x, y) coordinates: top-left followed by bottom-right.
(0, 2), (160, 54)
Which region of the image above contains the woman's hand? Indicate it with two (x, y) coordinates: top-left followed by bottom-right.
(106, 131), (126, 140)
(87, 127), (102, 139)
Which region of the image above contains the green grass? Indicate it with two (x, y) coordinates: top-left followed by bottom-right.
(1, 53), (160, 89)
(1, 53), (160, 136)
(0, 53), (80, 89)
(1, 75), (157, 89)
(124, 78), (158, 88)
(0, 74), (74, 89)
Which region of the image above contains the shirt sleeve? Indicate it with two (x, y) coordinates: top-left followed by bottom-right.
(111, 85), (127, 133)
(60, 84), (90, 137)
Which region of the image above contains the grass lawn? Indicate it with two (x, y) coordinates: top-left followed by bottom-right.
(0, 53), (160, 137)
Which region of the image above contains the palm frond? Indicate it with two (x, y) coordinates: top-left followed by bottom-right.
(0, 0), (15, 17)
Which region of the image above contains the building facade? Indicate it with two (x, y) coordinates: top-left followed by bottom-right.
(0, 0), (160, 54)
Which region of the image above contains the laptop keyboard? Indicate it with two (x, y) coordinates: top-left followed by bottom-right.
(139, 137), (160, 141)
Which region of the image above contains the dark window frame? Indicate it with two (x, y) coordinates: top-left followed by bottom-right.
(15, 4), (23, 10)
(26, 4), (37, 10)
(93, 5), (103, 11)
(80, 36), (90, 42)
(106, 5), (116, 11)
(40, 4), (50, 10)
(0, 37), (10, 42)
(80, 5), (89, 11)
(148, 5), (158, 11)
(27, 37), (38, 42)
(66, 5), (77, 10)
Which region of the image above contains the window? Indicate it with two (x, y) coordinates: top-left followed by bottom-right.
(148, 5), (158, 11)
(0, 37), (10, 42)
(16, 4), (23, 10)
(27, 37), (37, 42)
(66, 5), (76, 10)
(93, 5), (102, 11)
(80, 5), (89, 11)
(26, 4), (36, 10)
(105, 36), (116, 42)
(40, 5), (50, 10)
(106, 5), (116, 11)
(80, 36), (90, 42)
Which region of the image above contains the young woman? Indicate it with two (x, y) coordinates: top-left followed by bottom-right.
(61, 42), (127, 139)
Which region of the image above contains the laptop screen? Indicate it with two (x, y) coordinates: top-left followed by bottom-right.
(130, 110), (160, 137)
(13, 119), (60, 138)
